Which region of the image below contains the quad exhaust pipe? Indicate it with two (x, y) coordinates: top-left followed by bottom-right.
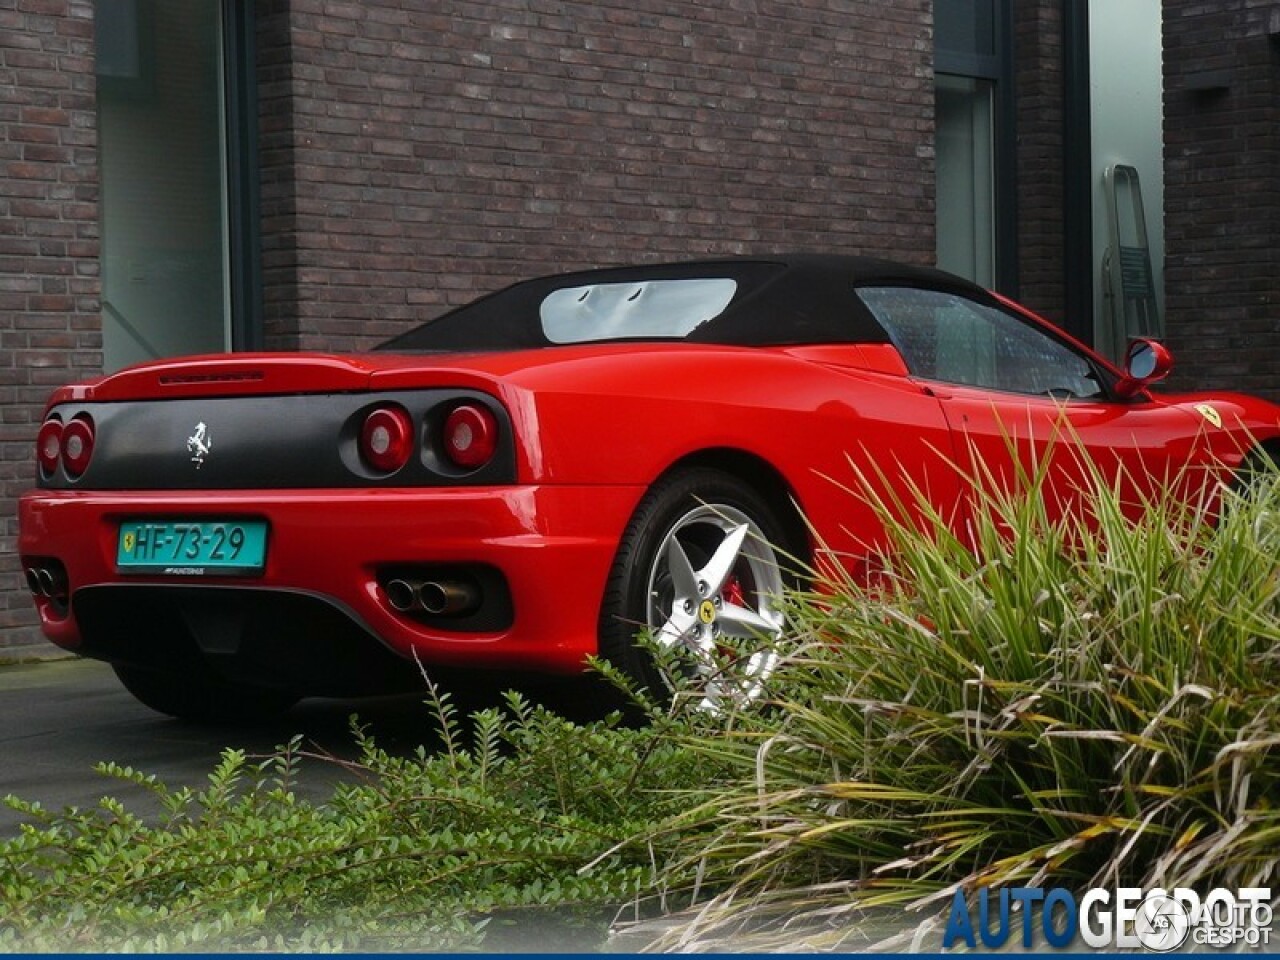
(25, 562), (67, 600)
(385, 578), (480, 617)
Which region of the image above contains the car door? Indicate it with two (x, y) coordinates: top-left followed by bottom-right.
(856, 285), (1204, 528)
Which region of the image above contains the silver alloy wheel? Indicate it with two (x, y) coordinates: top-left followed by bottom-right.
(645, 503), (786, 709)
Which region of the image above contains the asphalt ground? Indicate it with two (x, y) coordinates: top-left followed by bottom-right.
(0, 656), (460, 835)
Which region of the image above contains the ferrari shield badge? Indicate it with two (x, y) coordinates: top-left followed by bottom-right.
(186, 421), (212, 468)
(1194, 404), (1223, 429)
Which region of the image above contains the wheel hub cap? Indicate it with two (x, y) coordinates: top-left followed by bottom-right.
(645, 503), (786, 710)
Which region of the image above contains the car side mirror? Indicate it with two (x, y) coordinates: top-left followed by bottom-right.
(1114, 338), (1173, 399)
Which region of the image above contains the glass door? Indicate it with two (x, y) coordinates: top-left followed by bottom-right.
(96, 0), (230, 372)
(933, 0), (1015, 294)
(936, 74), (995, 288)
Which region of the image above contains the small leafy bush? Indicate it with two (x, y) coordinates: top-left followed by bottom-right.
(0, 681), (711, 952)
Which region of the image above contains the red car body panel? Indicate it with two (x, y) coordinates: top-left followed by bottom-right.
(18, 257), (1280, 698)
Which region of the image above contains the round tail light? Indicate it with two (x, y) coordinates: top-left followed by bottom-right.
(61, 416), (94, 478)
(360, 405), (413, 474)
(442, 404), (498, 470)
(36, 418), (63, 476)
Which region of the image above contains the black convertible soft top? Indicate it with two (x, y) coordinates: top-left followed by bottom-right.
(377, 254), (993, 353)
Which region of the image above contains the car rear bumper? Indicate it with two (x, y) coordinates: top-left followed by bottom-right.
(18, 485), (643, 688)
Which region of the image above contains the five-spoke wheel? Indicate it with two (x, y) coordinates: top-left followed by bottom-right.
(599, 468), (795, 711)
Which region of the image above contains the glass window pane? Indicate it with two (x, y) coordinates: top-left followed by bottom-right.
(859, 287), (1104, 399)
(935, 74), (995, 288)
(540, 278), (738, 344)
(97, 0), (229, 372)
(935, 0), (996, 58)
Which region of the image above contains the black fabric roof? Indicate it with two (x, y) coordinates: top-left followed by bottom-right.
(377, 254), (993, 353)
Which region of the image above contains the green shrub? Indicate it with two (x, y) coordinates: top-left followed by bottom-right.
(643, 456), (1280, 950)
(0, 682), (710, 952)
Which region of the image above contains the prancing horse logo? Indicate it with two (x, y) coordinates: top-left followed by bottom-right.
(186, 422), (212, 468)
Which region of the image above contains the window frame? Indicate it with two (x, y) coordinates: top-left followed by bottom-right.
(222, 0), (263, 351)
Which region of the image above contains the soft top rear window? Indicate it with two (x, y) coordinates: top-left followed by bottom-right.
(540, 277), (738, 344)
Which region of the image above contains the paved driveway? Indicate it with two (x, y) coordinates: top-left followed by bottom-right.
(0, 657), (455, 835)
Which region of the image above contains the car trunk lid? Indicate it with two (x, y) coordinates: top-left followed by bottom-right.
(55, 345), (737, 405)
(60, 354), (390, 403)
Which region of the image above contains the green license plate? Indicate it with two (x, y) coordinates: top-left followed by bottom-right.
(117, 520), (268, 575)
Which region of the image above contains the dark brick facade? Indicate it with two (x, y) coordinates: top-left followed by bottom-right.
(262, 0), (937, 353)
(257, 0), (303, 349)
(1163, 0), (1279, 402)
(0, 0), (101, 652)
(1012, 0), (1065, 323)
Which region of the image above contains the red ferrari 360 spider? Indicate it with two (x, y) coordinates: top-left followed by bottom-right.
(18, 256), (1280, 718)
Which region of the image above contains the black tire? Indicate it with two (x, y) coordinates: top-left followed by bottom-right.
(597, 468), (797, 709)
(112, 664), (298, 723)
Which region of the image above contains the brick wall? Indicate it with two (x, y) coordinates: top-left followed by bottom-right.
(1013, 0), (1065, 324)
(263, 0), (937, 352)
(1163, 0), (1279, 402)
(258, 0), (302, 349)
(0, 0), (101, 653)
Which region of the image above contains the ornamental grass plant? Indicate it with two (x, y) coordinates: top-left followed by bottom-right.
(641, 450), (1280, 950)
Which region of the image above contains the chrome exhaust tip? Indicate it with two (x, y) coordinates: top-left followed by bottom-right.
(418, 580), (480, 617)
(35, 567), (57, 597)
(385, 579), (418, 612)
(24, 562), (67, 601)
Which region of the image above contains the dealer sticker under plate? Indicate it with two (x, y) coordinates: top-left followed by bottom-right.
(117, 520), (267, 576)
